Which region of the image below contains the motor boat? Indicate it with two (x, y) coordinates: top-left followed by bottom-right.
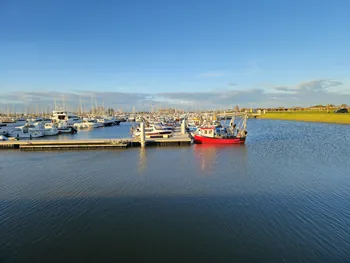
(46, 122), (77, 134)
(96, 118), (115, 127)
(74, 119), (103, 129)
(0, 135), (8, 141)
(9, 126), (44, 139)
(128, 115), (136, 122)
(132, 125), (173, 137)
(28, 122), (59, 136)
(1, 117), (16, 123)
(51, 109), (81, 125)
(153, 122), (175, 131)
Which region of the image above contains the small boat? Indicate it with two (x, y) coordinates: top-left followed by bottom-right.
(0, 122), (7, 127)
(96, 118), (115, 127)
(28, 122), (59, 136)
(74, 119), (103, 129)
(116, 115), (127, 122)
(105, 117), (121, 126)
(47, 122), (77, 134)
(153, 122), (175, 131)
(132, 125), (173, 137)
(0, 135), (8, 141)
(1, 118), (16, 123)
(9, 126), (44, 139)
(128, 115), (136, 122)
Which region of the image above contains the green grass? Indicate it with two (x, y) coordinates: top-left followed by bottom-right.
(258, 111), (350, 124)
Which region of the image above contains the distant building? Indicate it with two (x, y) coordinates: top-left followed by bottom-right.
(158, 108), (176, 114)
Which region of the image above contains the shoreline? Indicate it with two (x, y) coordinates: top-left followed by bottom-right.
(257, 112), (350, 125)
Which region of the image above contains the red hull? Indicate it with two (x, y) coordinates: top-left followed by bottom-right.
(194, 135), (245, 144)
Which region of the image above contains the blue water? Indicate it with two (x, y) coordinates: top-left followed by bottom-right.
(1, 119), (350, 262)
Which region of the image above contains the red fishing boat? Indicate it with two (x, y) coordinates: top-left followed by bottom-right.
(193, 127), (246, 144)
(192, 115), (248, 144)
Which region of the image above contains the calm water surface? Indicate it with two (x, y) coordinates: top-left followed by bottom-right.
(1, 119), (350, 262)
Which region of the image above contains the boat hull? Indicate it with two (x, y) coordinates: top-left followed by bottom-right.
(133, 130), (173, 137)
(194, 135), (245, 144)
(58, 128), (77, 134)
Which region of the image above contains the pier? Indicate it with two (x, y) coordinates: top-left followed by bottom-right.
(0, 127), (192, 151)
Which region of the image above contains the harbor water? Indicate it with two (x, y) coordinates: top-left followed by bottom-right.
(1, 119), (350, 262)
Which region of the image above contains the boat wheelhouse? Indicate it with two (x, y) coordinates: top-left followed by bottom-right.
(52, 110), (81, 123)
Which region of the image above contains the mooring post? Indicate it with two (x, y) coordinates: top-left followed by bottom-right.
(140, 122), (146, 147)
(181, 119), (186, 134)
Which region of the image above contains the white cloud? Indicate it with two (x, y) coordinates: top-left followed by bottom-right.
(274, 79), (343, 93)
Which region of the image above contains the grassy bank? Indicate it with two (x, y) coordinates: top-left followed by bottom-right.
(257, 111), (350, 124)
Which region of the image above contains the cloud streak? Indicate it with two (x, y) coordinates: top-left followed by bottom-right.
(0, 79), (349, 111)
(274, 80), (343, 93)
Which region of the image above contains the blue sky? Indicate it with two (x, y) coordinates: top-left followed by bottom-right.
(1, 0), (350, 111)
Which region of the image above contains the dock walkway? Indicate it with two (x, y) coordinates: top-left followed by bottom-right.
(0, 129), (192, 150)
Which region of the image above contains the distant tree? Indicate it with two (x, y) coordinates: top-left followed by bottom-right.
(234, 105), (240, 112)
(106, 108), (115, 115)
(341, 104), (348, 108)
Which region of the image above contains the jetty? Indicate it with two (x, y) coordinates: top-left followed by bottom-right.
(0, 125), (192, 151)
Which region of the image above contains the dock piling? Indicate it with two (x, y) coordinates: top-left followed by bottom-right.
(140, 122), (146, 147)
(181, 119), (186, 134)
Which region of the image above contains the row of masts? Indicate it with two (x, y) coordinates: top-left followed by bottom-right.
(1, 99), (243, 118)
(0, 104), (189, 116)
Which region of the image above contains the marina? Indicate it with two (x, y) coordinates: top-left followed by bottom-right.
(0, 109), (248, 150)
(2, 1), (349, 262)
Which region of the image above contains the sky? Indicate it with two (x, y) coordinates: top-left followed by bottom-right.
(1, 0), (350, 111)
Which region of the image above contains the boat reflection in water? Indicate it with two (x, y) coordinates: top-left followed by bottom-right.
(193, 143), (247, 174)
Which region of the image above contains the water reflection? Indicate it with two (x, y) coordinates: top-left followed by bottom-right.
(194, 144), (248, 174)
(193, 144), (219, 173)
(138, 147), (147, 175)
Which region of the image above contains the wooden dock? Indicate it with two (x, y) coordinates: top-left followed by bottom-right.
(0, 129), (192, 151)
